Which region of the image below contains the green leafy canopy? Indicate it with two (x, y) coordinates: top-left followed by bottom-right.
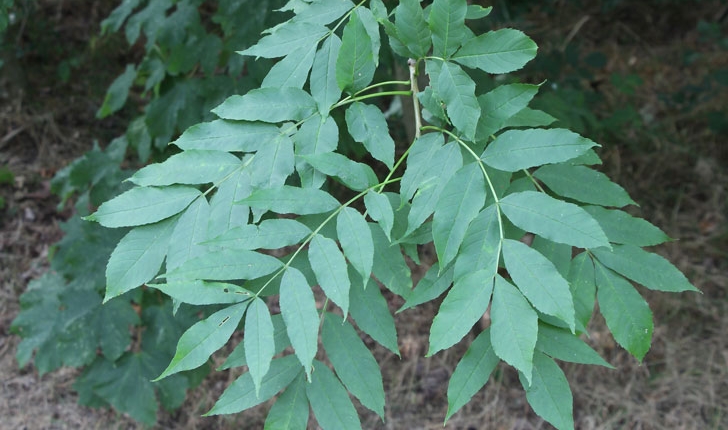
(15, 1), (697, 429)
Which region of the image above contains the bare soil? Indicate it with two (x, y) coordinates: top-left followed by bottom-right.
(1, 1), (726, 429)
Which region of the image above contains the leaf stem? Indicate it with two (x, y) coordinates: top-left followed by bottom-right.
(334, 90), (412, 108)
(409, 59), (423, 139)
(522, 169), (547, 193)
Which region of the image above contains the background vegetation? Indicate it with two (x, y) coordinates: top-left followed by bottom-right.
(1, 0), (726, 428)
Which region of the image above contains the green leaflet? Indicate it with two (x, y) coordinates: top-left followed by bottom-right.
(97, 64), (137, 118)
(364, 190), (394, 240)
(503, 107), (557, 129)
(322, 313), (386, 418)
(502, 239), (575, 332)
(433, 162), (486, 268)
(249, 133), (295, 189)
(308, 234), (351, 317)
(206, 355), (300, 415)
(292, 0), (355, 26)
(149, 280), (252, 305)
(592, 244), (698, 292)
(399, 262), (454, 312)
(155, 302), (247, 380)
(531, 235), (572, 278)
(353, 7), (381, 66)
(86, 185), (201, 228)
(370, 222), (412, 298)
(490, 275), (537, 385)
(428, 0), (468, 58)
(594, 261), (653, 361)
(534, 164), (636, 207)
(481, 128), (598, 172)
(294, 114), (340, 189)
(519, 352), (575, 430)
(310, 35), (343, 113)
(264, 373), (309, 430)
(207, 168), (251, 238)
(238, 185), (340, 215)
(499, 191), (610, 249)
(446, 327), (499, 421)
(430, 60), (481, 140)
(301, 152), (377, 191)
(395, 0), (431, 58)
(245, 297), (275, 396)
(453, 205), (500, 282)
(219, 314), (291, 371)
(105, 215), (178, 302)
(166, 197), (210, 275)
(261, 43), (317, 89)
(349, 275), (400, 355)
(238, 21), (329, 58)
(337, 207), (374, 285)
(568, 252), (597, 330)
(279, 267), (319, 380)
(475, 83), (540, 140)
(204, 218), (311, 250)
(307, 360), (362, 430)
(453, 28), (537, 74)
(212, 87), (317, 122)
(130, 150), (241, 186)
(583, 206), (671, 247)
(466, 4), (492, 19)
(400, 132), (445, 203)
(164, 249), (282, 281)
(406, 141), (463, 236)
(428, 269), (494, 357)
(336, 11), (375, 94)
(173, 120), (281, 152)
(345, 102), (395, 169)
(535, 323), (613, 368)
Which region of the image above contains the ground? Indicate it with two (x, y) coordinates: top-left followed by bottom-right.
(1, 1), (726, 429)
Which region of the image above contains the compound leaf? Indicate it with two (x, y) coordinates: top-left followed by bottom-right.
(336, 12), (375, 94)
(307, 360), (362, 430)
(429, 0), (468, 58)
(245, 297), (276, 396)
(582, 206), (671, 247)
(481, 128), (598, 172)
(519, 352), (574, 430)
(499, 191), (610, 249)
(446, 327), (499, 421)
(261, 43), (317, 89)
(206, 355), (300, 415)
(309, 234), (351, 317)
(433, 162), (486, 268)
(212, 88), (317, 122)
(502, 239), (575, 332)
(238, 185), (340, 215)
(592, 244), (698, 292)
(173, 120), (281, 152)
(534, 164), (635, 207)
(264, 373), (309, 430)
(594, 262), (653, 361)
(322, 313), (385, 418)
(490, 275), (537, 385)
(428, 269), (494, 356)
(156, 302), (247, 380)
(345, 102), (395, 169)
(337, 207), (374, 285)
(453, 28), (537, 74)
(87, 185), (201, 228)
(280, 267), (319, 380)
(105, 215), (178, 302)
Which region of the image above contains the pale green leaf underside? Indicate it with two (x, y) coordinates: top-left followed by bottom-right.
(535, 323), (613, 368)
(204, 218), (311, 250)
(238, 21), (329, 59)
(212, 87), (317, 123)
(173, 120), (282, 152)
(336, 11), (375, 94)
(429, 0), (468, 58)
(245, 297), (276, 395)
(583, 206), (671, 247)
(345, 102), (395, 169)
(238, 185), (340, 215)
(308, 234), (351, 317)
(279, 267), (319, 380)
(534, 164), (635, 207)
(306, 360), (362, 429)
(519, 352), (575, 430)
(164, 249), (282, 281)
(264, 373), (309, 430)
(453, 28), (537, 74)
(149, 280), (252, 305)
(349, 278), (400, 355)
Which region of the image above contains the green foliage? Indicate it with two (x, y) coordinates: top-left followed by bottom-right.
(13, 0), (698, 428)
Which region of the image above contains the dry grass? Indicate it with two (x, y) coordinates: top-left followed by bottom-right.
(1, 1), (727, 429)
